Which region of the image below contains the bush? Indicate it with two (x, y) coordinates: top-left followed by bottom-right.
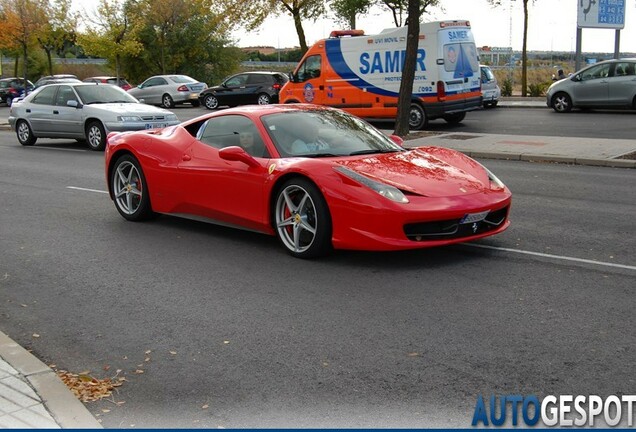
(501, 78), (513, 97)
(527, 82), (550, 97)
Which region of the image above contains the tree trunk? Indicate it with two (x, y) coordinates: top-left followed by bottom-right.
(22, 43), (29, 96)
(521, 0), (528, 97)
(393, 0), (420, 136)
(292, 9), (308, 53)
(46, 49), (53, 76)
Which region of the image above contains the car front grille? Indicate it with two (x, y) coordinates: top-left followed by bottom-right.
(141, 115), (166, 121)
(404, 206), (509, 241)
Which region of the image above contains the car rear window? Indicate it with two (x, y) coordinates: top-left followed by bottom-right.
(106, 78), (130, 85)
(169, 75), (196, 83)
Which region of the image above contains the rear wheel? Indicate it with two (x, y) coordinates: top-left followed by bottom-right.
(161, 94), (174, 108)
(257, 93), (271, 105)
(552, 92), (572, 113)
(443, 112), (466, 124)
(274, 178), (332, 259)
(16, 120), (37, 146)
(204, 94), (219, 110)
(111, 154), (156, 221)
(86, 121), (106, 151)
(409, 103), (428, 130)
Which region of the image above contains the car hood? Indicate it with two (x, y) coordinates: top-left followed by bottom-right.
(334, 147), (491, 198)
(83, 103), (173, 116)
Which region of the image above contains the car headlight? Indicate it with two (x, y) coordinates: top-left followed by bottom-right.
(482, 165), (506, 190)
(117, 115), (142, 122)
(335, 166), (409, 203)
(166, 114), (178, 121)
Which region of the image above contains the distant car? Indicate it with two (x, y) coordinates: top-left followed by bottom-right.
(34, 74), (79, 87)
(8, 82), (179, 151)
(546, 58), (636, 112)
(480, 65), (500, 108)
(127, 74), (207, 108)
(0, 77), (34, 106)
(83, 76), (132, 91)
(198, 71), (289, 110)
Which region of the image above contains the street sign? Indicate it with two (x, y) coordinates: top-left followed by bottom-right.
(577, 0), (626, 29)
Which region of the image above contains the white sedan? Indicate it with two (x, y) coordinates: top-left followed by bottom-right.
(8, 83), (179, 151)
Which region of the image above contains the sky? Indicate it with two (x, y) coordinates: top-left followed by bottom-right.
(73, 0), (635, 54)
(231, 0), (636, 53)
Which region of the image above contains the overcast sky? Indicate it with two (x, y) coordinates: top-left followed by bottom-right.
(232, 0), (635, 53)
(75, 0), (635, 54)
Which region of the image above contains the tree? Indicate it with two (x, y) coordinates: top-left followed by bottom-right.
(378, 0), (438, 27)
(393, 0), (419, 136)
(489, 0), (532, 96)
(77, 0), (143, 83)
(223, 0), (325, 53)
(36, 0), (77, 75)
(329, 0), (372, 29)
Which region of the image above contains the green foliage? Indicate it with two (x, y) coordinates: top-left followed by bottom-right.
(330, 0), (372, 29)
(526, 81), (549, 97)
(501, 78), (513, 97)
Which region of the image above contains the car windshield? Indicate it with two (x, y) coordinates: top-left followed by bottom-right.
(169, 75), (196, 84)
(261, 109), (404, 158)
(75, 85), (138, 104)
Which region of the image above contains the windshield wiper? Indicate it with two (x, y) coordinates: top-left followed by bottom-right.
(348, 149), (402, 156)
(304, 153), (339, 158)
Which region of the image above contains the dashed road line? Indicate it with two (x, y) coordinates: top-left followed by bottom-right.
(66, 186), (108, 194)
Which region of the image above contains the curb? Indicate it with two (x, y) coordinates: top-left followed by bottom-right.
(461, 151), (636, 168)
(0, 331), (102, 428)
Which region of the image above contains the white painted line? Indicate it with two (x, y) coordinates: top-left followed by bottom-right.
(66, 186), (108, 194)
(464, 243), (636, 271)
(25, 146), (86, 152)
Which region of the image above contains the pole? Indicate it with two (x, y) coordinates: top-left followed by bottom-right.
(575, 27), (582, 72)
(614, 29), (620, 59)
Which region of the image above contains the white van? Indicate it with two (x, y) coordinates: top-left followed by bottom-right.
(280, 21), (483, 129)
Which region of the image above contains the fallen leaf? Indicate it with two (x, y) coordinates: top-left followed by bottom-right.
(56, 370), (123, 403)
(202, 404), (209, 409)
(32, 333), (40, 338)
(169, 351), (177, 355)
(407, 352), (419, 357)
(144, 357), (151, 362)
(49, 364), (56, 368)
(21, 304), (27, 308)
(223, 340), (230, 344)
(145, 350), (152, 354)
(134, 369), (144, 374)
(103, 365), (111, 371)
(101, 409), (111, 413)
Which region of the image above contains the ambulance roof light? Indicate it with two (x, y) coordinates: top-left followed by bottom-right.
(329, 29), (365, 38)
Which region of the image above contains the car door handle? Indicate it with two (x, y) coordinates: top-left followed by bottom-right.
(53, 110), (59, 114)
(182, 154), (191, 161)
(319, 85), (324, 90)
(26, 109), (31, 113)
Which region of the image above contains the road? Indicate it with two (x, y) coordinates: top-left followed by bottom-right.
(1, 129), (634, 427)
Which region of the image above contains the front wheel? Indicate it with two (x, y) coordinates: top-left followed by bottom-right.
(86, 121), (106, 151)
(408, 103), (428, 130)
(204, 94), (219, 110)
(16, 120), (37, 146)
(551, 92), (572, 113)
(274, 178), (332, 259)
(111, 154), (156, 221)
(257, 93), (271, 105)
(443, 112), (466, 124)
(162, 94), (174, 108)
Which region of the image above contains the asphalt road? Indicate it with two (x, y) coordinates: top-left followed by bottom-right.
(1, 131), (634, 427)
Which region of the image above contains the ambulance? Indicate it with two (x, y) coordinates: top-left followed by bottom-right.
(279, 21), (482, 129)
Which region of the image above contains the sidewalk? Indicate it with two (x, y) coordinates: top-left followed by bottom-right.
(0, 331), (101, 428)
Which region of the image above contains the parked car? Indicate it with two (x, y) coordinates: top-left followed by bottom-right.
(198, 71), (289, 110)
(105, 104), (511, 258)
(83, 76), (132, 91)
(127, 75), (207, 108)
(546, 58), (636, 112)
(480, 65), (500, 108)
(0, 77), (34, 106)
(34, 74), (79, 87)
(8, 82), (179, 151)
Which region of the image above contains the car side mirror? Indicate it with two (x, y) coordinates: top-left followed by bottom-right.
(289, 72), (298, 83)
(67, 100), (80, 108)
(138, 98), (145, 104)
(389, 135), (404, 147)
(219, 146), (260, 168)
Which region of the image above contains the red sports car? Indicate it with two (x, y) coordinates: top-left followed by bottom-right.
(105, 104), (511, 258)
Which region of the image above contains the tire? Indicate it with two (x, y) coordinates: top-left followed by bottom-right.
(257, 93), (271, 105)
(408, 103), (428, 130)
(161, 94), (174, 108)
(204, 94), (219, 110)
(111, 154), (156, 221)
(86, 121), (106, 151)
(443, 112), (466, 124)
(16, 120), (37, 146)
(274, 178), (332, 259)
(551, 92), (572, 113)
(191, 100), (200, 107)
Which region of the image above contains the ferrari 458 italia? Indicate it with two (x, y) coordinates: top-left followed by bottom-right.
(105, 104), (511, 258)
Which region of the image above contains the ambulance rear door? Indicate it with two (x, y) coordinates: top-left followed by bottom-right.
(438, 23), (481, 97)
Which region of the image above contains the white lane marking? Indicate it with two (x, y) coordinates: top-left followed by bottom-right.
(464, 243), (636, 271)
(66, 186), (108, 194)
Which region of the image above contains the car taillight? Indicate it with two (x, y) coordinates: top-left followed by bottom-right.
(436, 81), (446, 102)
(273, 83), (281, 90)
(177, 85), (189, 92)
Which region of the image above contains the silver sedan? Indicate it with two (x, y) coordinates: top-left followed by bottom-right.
(127, 75), (207, 108)
(8, 83), (179, 151)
